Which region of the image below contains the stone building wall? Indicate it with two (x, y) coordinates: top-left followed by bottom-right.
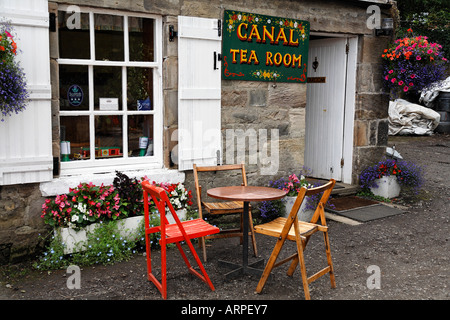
(353, 35), (391, 183)
(0, 0), (393, 263)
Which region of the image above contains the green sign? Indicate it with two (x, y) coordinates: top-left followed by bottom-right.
(222, 10), (310, 83)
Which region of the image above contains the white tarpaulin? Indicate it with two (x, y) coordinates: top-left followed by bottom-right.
(388, 99), (440, 135)
(420, 76), (450, 108)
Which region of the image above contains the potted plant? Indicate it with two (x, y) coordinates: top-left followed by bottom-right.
(381, 28), (448, 101)
(359, 158), (425, 199)
(141, 177), (194, 223)
(260, 168), (315, 222)
(41, 173), (194, 254)
(0, 21), (29, 121)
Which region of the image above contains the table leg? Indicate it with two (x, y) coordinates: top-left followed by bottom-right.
(242, 201), (249, 270)
(218, 201), (264, 279)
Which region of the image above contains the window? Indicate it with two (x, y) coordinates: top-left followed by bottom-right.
(57, 6), (162, 174)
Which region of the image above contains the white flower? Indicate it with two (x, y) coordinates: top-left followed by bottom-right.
(71, 215), (79, 222)
(77, 203), (87, 213)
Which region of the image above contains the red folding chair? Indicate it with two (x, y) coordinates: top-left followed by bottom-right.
(142, 180), (220, 299)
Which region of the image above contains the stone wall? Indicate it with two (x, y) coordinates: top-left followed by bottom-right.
(0, 0), (393, 263)
(0, 184), (47, 264)
(353, 35), (391, 183)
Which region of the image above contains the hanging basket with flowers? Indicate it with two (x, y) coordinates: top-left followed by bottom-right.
(0, 21), (29, 122)
(382, 29), (448, 100)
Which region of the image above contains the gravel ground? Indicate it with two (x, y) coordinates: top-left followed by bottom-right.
(0, 134), (448, 312)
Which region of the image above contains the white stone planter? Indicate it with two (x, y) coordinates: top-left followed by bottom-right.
(283, 196), (314, 222)
(370, 176), (401, 199)
(56, 209), (187, 254)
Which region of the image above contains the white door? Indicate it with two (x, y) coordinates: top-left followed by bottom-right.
(177, 16), (222, 170)
(305, 38), (348, 181)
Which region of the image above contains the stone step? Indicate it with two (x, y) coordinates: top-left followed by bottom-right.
(305, 178), (359, 197)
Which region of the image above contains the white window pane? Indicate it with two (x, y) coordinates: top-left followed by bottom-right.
(95, 115), (123, 158)
(60, 116), (91, 161)
(128, 115), (154, 157)
(127, 67), (153, 111)
(95, 13), (124, 61)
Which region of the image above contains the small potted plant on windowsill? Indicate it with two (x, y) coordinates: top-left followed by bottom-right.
(359, 158), (425, 199)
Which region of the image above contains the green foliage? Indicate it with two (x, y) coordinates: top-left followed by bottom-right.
(34, 220), (145, 270)
(33, 233), (70, 270)
(113, 171), (144, 217)
(356, 189), (393, 203)
(70, 221), (137, 266)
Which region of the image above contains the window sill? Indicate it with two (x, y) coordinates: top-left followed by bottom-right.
(40, 168), (185, 197)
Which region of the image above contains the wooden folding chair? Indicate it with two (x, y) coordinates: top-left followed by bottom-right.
(193, 164), (258, 262)
(142, 180), (220, 299)
(254, 179), (336, 300)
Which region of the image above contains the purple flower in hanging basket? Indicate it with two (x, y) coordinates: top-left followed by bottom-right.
(0, 23), (29, 122)
(0, 60), (29, 121)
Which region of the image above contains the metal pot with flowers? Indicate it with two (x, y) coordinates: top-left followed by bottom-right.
(259, 168), (317, 222)
(359, 158), (425, 199)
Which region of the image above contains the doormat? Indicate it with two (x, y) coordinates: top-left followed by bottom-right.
(327, 196), (405, 222)
(329, 196), (379, 211)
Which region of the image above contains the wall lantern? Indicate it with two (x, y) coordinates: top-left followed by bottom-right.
(375, 18), (393, 36)
(169, 25), (178, 42)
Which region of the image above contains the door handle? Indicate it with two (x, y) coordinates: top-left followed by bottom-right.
(214, 51), (222, 70)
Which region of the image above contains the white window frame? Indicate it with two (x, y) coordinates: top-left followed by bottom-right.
(57, 6), (163, 176)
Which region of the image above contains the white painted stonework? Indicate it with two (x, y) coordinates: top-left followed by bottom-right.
(40, 169), (185, 197)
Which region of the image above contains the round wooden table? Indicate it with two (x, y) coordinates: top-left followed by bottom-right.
(207, 186), (287, 279)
